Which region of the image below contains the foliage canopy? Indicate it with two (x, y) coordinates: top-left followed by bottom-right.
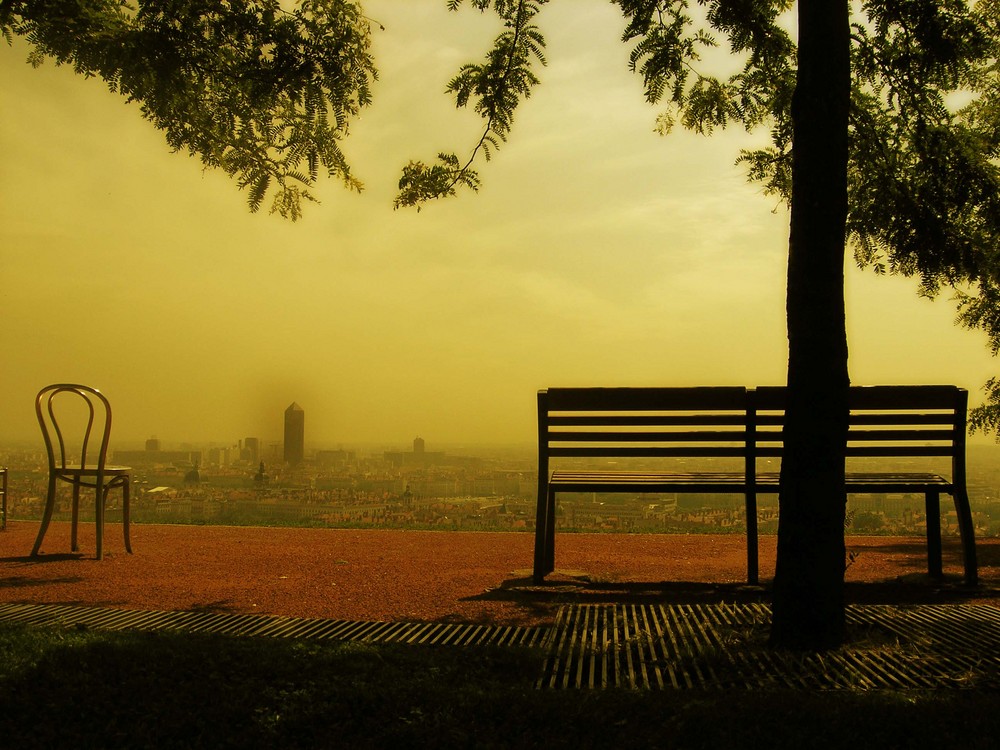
(2, 0), (378, 220)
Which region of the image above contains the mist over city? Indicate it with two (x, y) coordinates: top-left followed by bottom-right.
(2, 2), (997, 450)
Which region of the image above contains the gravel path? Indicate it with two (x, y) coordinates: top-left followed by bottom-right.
(1, 521), (996, 626)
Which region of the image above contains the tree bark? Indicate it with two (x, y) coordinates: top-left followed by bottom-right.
(769, 0), (852, 650)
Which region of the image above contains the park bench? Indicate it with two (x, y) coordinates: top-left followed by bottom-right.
(532, 385), (978, 587)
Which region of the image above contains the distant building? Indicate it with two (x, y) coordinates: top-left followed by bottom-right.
(384, 437), (445, 468)
(145, 437), (161, 452)
(284, 403), (305, 465)
(242, 437), (260, 463)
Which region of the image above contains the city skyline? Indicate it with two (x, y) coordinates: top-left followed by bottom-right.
(2, 1), (998, 447)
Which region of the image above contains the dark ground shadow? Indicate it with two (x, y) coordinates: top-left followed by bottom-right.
(0, 552), (87, 592)
(0, 553), (85, 564)
(462, 570), (999, 611)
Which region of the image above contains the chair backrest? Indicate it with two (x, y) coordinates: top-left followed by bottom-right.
(36, 384), (115, 473)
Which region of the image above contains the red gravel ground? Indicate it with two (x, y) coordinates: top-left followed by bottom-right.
(1, 521), (998, 626)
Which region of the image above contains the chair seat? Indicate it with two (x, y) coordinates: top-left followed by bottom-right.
(54, 466), (131, 475)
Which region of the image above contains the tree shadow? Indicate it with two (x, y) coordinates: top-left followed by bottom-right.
(462, 570), (997, 611)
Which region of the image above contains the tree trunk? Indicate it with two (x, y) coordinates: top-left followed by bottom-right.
(769, 0), (852, 650)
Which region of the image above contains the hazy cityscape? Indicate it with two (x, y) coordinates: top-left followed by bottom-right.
(5, 401), (1000, 539)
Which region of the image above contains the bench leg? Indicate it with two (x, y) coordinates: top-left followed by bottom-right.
(532, 488), (557, 583)
(544, 489), (556, 575)
(745, 489), (759, 585)
(532, 488), (548, 584)
(953, 489), (979, 586)
(925, 491), (942, 578)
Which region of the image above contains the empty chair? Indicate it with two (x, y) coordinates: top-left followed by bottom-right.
(31, 384), (132, 559)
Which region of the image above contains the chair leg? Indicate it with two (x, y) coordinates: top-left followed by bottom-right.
(31, 476), (58, 556)
(71, 483), (81, 552)
(123, 480), (132, 554)
(953, 489), (979, 586)
(925, 491), (942, 578)
(95, 485), (104, 561)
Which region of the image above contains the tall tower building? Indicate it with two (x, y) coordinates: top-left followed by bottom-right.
(243, 437), (260, 463)
(284, 403), (305, 465)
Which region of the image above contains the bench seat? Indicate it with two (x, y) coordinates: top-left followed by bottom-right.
(757, 472), (954, 492)
(549, 470), (751, 494)
(550, 470), (954, 494)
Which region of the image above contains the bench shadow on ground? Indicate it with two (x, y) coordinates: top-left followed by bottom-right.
(461, 570), (998, 614)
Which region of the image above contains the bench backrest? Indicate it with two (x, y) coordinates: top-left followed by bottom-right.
(538, 387), (752, 485)
(538, 385), (968, 481)
(752, 385), (968, 482)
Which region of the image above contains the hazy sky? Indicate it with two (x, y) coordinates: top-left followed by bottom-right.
(2, 1), (997, 449)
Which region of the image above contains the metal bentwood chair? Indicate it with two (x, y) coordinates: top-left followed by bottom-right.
(31, 384), (132, 559)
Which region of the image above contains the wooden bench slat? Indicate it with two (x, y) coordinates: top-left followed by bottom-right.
(848, 429), (956, 441)
(550, 470), (749, 493)
(551, 471), (953, 489)
(756, 429), (957, 441)
(754, 471), (953, 489)
(847, 413), (956, 425)
(549, 415), (749, 426)
(548, 447), (749, 458)
(544, 387), (748, 411)
(753, 445), (957, 458)
(548, 430), (753, 443)
(756, 414), (957, 426)
(753, 384), (965, 409)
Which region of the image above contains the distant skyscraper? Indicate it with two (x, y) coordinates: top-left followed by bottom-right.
(284, 403), (305, 465)
(413, 436), (425, 454)
(243, 437), (260, 463)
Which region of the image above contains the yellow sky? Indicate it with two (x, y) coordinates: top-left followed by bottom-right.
(1, 1), (996, 448)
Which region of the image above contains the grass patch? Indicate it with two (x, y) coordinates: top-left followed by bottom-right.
(1, 622), (999, 749)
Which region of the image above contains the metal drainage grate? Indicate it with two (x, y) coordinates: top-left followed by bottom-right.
(0, 602), (550, 648)
(537, 603), (1000, 690)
